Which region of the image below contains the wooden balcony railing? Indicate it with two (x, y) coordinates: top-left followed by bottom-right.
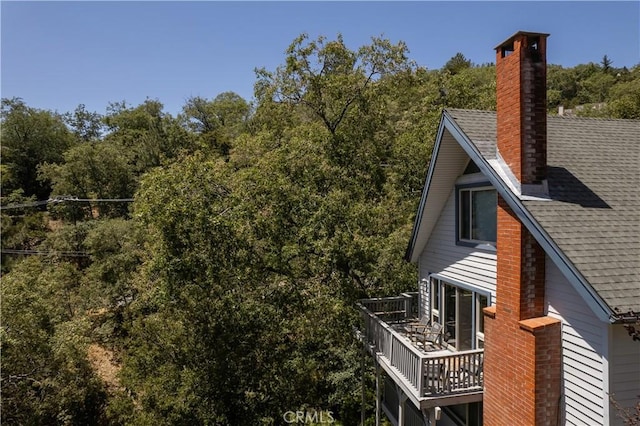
(357, 297), (483, 399)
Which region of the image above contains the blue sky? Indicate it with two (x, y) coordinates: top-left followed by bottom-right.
(2, 1), (639, 117)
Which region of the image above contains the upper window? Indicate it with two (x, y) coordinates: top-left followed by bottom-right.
(457, 185), (497, 246)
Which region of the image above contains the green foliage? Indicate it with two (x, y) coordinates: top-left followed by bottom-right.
(441, 65), (496, 110)
(597, 75), (640, 119)
(0, 190), (48, 271)
(255, 33), (413, 136)
(1, 98), (76, 199)
(38, 142), (136, 219)
(64, 104), (105, 142)
(3, 32), (639, 424)
(1, 258), (107, 425)
(104, 99), (197, 174)
(547, 62), (640, 117)
(83, 218), (144, 310)
(444, 52), (472, 75)
(181, 92), (251, 157)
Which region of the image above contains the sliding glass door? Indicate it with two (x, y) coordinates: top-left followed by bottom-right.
(430, 278), (490, 351)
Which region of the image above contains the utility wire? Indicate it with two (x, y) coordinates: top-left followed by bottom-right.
(72, 198), (135, 202)
(1, 249), (90, 257)
(0, 196), (134, 210)
(0, 199), (51, 210)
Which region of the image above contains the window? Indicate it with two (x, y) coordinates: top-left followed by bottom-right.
(443, 402), (483, 426)
(429, 277), (491, 351)
(457, 185), (497, 246)
(430, 279), (440, 324)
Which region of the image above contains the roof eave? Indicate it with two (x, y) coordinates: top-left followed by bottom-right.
(405, 112), (448, 262)
(414, 109), (617, 323)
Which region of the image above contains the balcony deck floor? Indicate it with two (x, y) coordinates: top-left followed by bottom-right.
(380, 317), (451, 356)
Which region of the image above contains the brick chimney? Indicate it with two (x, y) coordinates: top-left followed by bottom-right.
(496, 31), (549, 186)
(483, 31), (562, 426)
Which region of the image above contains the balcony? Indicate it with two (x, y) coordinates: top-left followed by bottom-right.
(357, 295), (484, 410)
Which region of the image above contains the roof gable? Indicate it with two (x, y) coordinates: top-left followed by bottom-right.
(405, 116), (471, 263)
(407, 109), (640, 320)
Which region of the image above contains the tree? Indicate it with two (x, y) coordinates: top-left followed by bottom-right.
(547, 65), (580, 109)
(38, 141), (136, 219)
(444, 52), (472, 75)
(1, 257), (107, 424)
(119, 154), (283, 423)
(182, 92), (251, 157)
(1, 98), (75, 199)
(103, 99), (197, 175)
(578, 71), (616, 104)
(83, 218), (144, 311)
(439, 65), (496, 110)
(249, 34), (428, 298)
(64, 104), (105, 142)
(120, 148), (393, 423)
(603, 77), (640, 119)
(0, 190), (48, 272)
(255, 33), (413, 137)
(601, 54), (614, 73)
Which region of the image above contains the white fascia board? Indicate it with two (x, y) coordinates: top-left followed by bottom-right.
(440, 111), (615, 323)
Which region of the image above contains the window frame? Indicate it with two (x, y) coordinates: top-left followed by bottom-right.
(429, 276), (492, 351)
(455, 182), (497, 249)
(475, 293), (488, 349)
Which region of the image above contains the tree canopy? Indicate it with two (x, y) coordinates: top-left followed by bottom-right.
(2, 33), (638, 424)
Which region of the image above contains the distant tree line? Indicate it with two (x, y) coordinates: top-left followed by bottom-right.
(2, 34), (638, 425)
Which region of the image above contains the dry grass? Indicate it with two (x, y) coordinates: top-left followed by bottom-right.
(87, 343), (122, 392)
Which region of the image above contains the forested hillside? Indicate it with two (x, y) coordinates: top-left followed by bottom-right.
(2, 34), (638, 425)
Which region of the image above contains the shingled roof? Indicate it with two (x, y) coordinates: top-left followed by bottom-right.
(448, 108), (640, 315)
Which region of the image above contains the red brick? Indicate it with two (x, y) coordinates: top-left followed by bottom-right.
(485, 32), (561, 425)
(496, 33), (548, 185)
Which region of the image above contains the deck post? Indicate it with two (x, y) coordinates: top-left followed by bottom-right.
(361, 342), (366, 426)
(375, 361), (381, 426)
(398, 391), (407, 426)
(417, 354), (425, 397)
(422, 408), (436, 426)
(404, 293), (412, 319)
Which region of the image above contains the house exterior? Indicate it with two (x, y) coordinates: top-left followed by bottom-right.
(358, 31), (640, 426)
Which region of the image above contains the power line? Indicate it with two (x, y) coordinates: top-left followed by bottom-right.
(0, 196), (134, 211)
(71, 198), (135, 202)
(0, 199), (51, 210)
(1, 249), (90, 257)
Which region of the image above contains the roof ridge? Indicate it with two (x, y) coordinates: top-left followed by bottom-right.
(447, 108), (639, 122)
(550, 114), (640, 122)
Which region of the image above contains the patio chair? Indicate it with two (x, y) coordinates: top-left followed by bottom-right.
(424, 362), (446, 393)
(405, 316), (431, 341)
(457, 358), (484, 388)
(414, 322), (444, 351)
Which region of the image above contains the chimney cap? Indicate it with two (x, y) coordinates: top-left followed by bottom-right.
(494, 31), (550, 50)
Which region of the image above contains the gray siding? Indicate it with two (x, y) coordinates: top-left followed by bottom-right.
(547, 257), (607, 425)
(409, 128), (472, 263)
(419, 189), (497, 293)
(609, 324), (640, 426)
(418, 276), (429, 319)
